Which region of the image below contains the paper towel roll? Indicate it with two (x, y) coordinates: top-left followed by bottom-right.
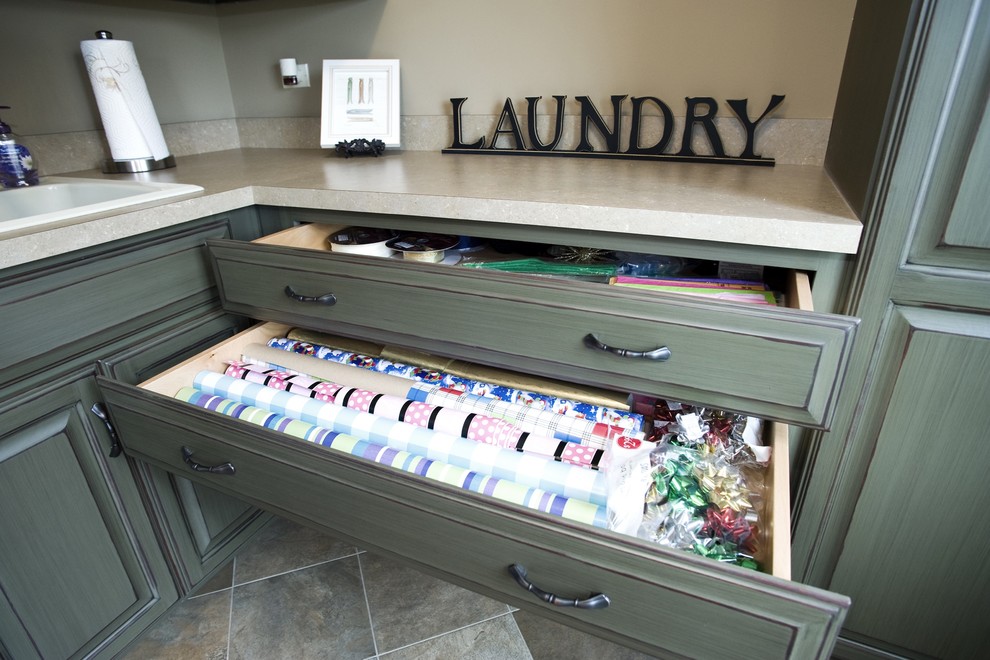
(81, 35), (170, 162)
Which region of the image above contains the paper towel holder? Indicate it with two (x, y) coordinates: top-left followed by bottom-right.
(103, 154), (176, 174)
(88, 30), (177, 174)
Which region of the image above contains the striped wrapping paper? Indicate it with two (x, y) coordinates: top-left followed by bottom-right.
(224, 361), (604, 470)
(265, 337), (644, 434)
(407, 383), (632, 450)
(191, 371), (608, 506)
(175, 387), (607, 528)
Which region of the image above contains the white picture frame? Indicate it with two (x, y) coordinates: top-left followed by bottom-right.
(320, 59), (401, 148)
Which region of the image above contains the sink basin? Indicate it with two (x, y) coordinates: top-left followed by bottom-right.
(0, 177), (204, 235)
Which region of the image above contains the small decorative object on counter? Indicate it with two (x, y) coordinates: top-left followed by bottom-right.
(0, 106), (38, 188)
(334, 138), (386, 157)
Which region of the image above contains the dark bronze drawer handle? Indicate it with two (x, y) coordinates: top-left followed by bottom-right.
(181, 447), (236, 476)
(284, 285), (336, 306)
(508, 563), (610, 609)
(583, 333), (671, 361)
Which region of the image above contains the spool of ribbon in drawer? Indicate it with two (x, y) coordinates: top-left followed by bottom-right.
(175, 387), (607, 528)
(191, 371), (608, 506)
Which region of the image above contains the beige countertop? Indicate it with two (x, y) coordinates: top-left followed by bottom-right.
(0, 148), (861, 270)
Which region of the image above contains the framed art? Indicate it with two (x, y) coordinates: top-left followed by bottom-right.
(320, 59), (401, 148)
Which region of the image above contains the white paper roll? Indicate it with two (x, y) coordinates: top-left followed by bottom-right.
(81, 37), (170, 162)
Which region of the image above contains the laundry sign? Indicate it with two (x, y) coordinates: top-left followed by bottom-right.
(442, 94), (784, 166)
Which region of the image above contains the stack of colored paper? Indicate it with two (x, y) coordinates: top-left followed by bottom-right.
(609, 276), (777, 305)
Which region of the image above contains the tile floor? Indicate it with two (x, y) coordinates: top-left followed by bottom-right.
(121, 517), (658, 659)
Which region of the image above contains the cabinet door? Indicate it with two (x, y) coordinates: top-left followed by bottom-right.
(905, 3), (990, 272)
(99, 310), (269, 592)
(827, 307), (990, 658)
(0, 375), (177, 659)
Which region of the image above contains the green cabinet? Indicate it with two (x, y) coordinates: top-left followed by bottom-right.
(827, 308), (990, 658)
(0, 210), (272, 657)
(98, 310), (269, 592)
(793, 1), (990, 657)
(0, 374), (177, 659)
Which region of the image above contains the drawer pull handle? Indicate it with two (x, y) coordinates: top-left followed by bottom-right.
(284, 285), (337, 306)
(181, 447), (236, 476)
(508, 563), (610, 610)
(583, 333), (671, 361)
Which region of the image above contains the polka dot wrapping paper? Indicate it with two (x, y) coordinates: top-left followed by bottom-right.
(223, 361), (605, 470)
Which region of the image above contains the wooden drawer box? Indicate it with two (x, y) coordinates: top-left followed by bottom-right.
(97, 319), (848, 659)
(206, 223), (857, 429)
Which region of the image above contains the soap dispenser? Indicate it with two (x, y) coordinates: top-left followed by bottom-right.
(0, 106), (39, 188)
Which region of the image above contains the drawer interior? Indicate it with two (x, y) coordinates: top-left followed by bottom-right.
(254, 222), (817, 314)
(137, 320), (791, 579)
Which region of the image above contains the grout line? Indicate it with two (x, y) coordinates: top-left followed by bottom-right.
(231, 550), (364, 589)
(357, 552), (381, 659)
(375, 610), (519, 658)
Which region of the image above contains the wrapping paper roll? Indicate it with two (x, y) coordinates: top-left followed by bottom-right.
(408, 383), (627, 450)
(81, 35), (170, 161)
(224, 361), (604, 469)
(175, 387), (606, 528)
(285, 329), (385, 359)
(191, 371), (608, 506)
(381, 345), (632, 412)
(241, 343), (414, 397)
(266, 337), (644, 433)
(284, 326), (631, 412)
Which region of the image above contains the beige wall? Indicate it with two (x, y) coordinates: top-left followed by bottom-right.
(3, 0), (855, 133)
(0, 0), (855, 171)
(219, 0), (857, 120)
(0, 0), (233, 135)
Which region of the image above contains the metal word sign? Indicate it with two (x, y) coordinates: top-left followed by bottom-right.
(442, 94), (784, 167)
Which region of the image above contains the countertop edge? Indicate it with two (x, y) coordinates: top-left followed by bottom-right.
(0, 149), (863, 270)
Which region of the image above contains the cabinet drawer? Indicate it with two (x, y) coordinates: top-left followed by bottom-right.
(207, 225), (857, 429)
(96, 321), (848, 659)
(0, 220), (229, 388)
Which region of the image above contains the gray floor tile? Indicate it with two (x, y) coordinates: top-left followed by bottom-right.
(360, 552), (511, 654)
(513, 609), (659, 659)
(380, 614), (533, 660)
(228, 557), (375, 660)
(233, 516), (358, 584)
(118, 589), (230, 660)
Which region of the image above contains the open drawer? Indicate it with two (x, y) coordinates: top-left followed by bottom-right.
(96, 320), (849, 659)
(206, 223), (857, 429)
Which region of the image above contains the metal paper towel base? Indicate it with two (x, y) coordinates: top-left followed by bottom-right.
(102, 155), (176, 174)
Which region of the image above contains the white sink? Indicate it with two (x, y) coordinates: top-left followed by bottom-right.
(0, 177), (204, 234)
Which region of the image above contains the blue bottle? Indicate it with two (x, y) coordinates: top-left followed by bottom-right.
(0, 105), (39, 188)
